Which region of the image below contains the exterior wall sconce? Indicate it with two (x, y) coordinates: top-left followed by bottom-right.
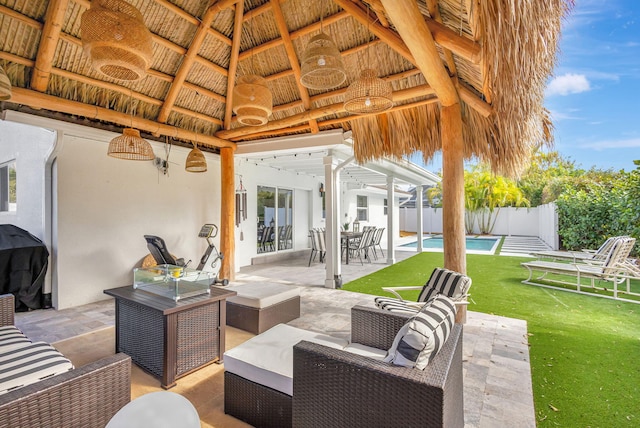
(319, 183), (325, 197)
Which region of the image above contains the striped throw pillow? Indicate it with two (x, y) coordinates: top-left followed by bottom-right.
(384, 295), (456, 370)
(418, 268), (471, 302)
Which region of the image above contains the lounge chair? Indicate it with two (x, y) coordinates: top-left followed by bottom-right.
(374, 267), (472, 314)
(521, 236), (639, 303)
(531, 236), (623, 263)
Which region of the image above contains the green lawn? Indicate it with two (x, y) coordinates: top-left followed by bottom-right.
(342, 252), (640, 427)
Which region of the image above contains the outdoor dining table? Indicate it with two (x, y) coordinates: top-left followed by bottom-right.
(340, 231), (363, 265)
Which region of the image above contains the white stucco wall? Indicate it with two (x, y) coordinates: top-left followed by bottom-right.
(232, 160), (321, 267)
(54, 130), (223, 309)
(341, 187), (401, 247)
(0, 120), (56, 240)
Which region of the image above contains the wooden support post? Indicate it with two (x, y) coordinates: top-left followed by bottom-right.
(219, 147), (236, 282)
(441, 103), (467, 323)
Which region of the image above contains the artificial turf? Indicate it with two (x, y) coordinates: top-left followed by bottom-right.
(341, 252), (640, 427)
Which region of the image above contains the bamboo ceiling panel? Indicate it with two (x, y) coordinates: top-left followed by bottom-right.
(0, 0), (570, 171)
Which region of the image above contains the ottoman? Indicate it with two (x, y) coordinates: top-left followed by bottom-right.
(223, 324), (355, 428)
(224, 283), (301, 334)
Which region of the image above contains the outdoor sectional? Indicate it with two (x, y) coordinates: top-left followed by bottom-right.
(224, 304), (464, 428)
(0, 294), (131, 428)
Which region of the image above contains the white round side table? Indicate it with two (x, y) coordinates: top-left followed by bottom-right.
(106, 391), (200, 428)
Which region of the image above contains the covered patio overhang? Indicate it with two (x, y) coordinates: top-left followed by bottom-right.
(234, 129), (440, 288)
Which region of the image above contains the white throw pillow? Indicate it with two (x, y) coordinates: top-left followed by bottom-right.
(384, 294), (456, 370)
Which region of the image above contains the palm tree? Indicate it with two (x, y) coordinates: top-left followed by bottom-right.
(428, 165), (530, 234)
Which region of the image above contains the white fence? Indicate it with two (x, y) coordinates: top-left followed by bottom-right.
(400, 203), (558, 250)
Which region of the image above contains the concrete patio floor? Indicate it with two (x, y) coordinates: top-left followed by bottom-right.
(15, 249), (536, 427)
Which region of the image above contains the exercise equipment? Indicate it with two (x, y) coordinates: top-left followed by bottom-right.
(196, 224), (228, 286)
(143, 223), (228, 286)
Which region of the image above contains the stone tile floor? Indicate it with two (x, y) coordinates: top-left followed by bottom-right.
(14, 250), (536, 427)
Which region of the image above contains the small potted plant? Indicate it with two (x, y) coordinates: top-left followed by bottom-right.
(343, 222), (350, 231)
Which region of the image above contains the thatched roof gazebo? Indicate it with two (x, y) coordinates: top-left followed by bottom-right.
(0, 0), (571, 310)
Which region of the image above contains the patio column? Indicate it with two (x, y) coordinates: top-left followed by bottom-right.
(386, 175), (396, 264)
(220, 146), (235, 281)
(323, 154), (340, 288)
(416, 185), (424, 253)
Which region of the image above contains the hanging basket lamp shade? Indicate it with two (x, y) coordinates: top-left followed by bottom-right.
(300, 32), (346, 90)
(344, 69), (393, 114)
(232, 75), (273, 126)
(80, 0), (153, 81)
(0, 66), (11, 101)
(108, 128), (155, 160)
(185, 146), (207, 172)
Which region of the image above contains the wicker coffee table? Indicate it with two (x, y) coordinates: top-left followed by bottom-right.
(104, 285), (236, 389)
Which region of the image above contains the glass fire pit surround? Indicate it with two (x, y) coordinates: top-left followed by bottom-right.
(133, 264), (214, 301)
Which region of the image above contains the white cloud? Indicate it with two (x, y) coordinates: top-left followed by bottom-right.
(580, 138), (640, 150)
(548, 109), (582, 122)
(546, 73), (591, 96)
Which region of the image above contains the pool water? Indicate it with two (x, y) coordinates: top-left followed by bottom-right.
(401, 236), (499, 252)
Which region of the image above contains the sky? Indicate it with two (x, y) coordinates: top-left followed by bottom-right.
(419, 0), (640, 174)
(545, 0), (640, 172)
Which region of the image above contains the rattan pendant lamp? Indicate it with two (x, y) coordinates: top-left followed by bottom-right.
(0, 66), (11, 100)
(343, 7), (393, 114)
(107, 94), (154, 160)
(80, 0), (153, 81)
(300, 3), (346, 90)
(185, 134), (207, 173)
(232, 16), (273, 126)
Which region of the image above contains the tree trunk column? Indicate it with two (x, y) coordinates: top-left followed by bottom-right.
(219, 147), (235, 282)
(441, 103), (467, 323)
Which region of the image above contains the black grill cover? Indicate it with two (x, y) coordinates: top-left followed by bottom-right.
(0, 225), (49, 311)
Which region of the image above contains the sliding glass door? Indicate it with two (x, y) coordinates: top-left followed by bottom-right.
(257, 186), (293, 253)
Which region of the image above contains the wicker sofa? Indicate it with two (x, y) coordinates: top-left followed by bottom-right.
(0, 294), (132, 428)
(225, 305), (463, 428)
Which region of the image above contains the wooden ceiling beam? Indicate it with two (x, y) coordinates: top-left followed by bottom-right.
(157, 0), (236, 124)
(30, 0), (69, 92)
(231, 96), (439, 141)
(381, 0), (458, 106)
(368, 0), (390, 27)
(181, 82), (226, 104)
(333, 0), (414, 64)
(217, 83), (439, 139)
(194, 56), (228, 76)
(0, 5), (39, 29)
(270, 0), (319, 133)
(9, 87), (234, 148)
(0, 51), (33, 67)
(336, 0), (480, 64)
(238, 10), (350, 61)
(425, 0), (457, 75)
(224, 0), (245, 129)
(243, 1), (272, 21)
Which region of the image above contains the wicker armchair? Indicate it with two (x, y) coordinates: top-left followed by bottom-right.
(292, 305), (464, 428)
(0, 294), (132, 428)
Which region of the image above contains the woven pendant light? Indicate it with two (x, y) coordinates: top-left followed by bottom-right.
(0, 66), (11, 101)
(185, 145), (207, 172)
(108, 128), (154, 160)
(344, 69), (393, 114)
(232, 75), (273, 126)
(81, 0), (153, 81)
(300, 32), (346, 90)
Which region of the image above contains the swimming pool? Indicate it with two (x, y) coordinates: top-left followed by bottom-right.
(400, 236), (500, 254)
